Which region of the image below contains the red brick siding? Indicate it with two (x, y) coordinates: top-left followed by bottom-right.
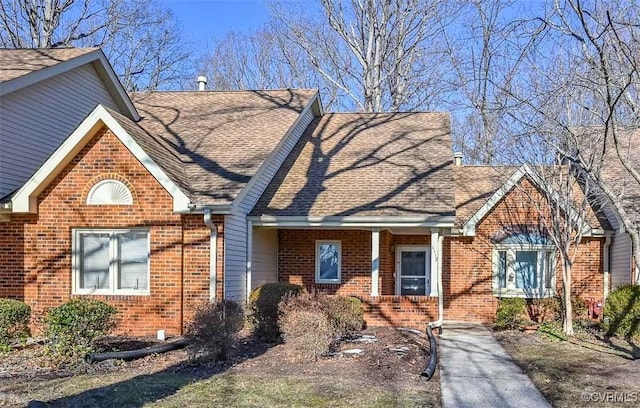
(444, 178), (605, 322)
(0, 127), (222, 336)
(278, 229), (437, 328)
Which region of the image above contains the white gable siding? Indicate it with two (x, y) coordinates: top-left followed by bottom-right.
(0, 64), (119, 198)
(611, 231), (633, 289)
(251, 228), (278, 289)
(224, 105), (315, 301)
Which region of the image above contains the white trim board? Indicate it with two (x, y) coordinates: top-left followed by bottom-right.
(11, 104), (191, 213)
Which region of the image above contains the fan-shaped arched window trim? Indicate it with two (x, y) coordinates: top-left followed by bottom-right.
(86, 179), (133, 205)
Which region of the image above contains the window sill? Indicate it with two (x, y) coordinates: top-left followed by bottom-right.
(315, 280), (341, 284)
(492, 289), (556, 299)
(73, 290), (150, 296)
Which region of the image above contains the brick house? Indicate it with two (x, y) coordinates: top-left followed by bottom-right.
(0, 48), (624, 335)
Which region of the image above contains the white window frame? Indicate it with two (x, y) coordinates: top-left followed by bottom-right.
(315, 240), (342, 284)
(492, 243), (556, 298)
(72, 228), (151, 296)
(395, 245), (434, 296)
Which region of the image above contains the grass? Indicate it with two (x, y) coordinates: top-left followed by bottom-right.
(1, 370), (433, 407)
(497, 331), (640, 408)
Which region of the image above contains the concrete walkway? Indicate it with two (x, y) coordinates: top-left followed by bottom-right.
(439, 322), (550, 408)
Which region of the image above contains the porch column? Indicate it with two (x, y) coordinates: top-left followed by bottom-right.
(430, 228), (440, 297)
(371, 228), (380, 296)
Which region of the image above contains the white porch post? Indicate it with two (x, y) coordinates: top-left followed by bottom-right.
(430, 228), (440, 297)
(246, 220), (253, 302)
(371, 228), (380, 296)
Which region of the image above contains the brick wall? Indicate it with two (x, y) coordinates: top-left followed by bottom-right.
(0, 127), (222, 336)
(444, 178), (605, 322)
(276, 178), (605, 327)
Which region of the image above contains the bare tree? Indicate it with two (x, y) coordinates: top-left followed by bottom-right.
(193, 24), (337, 105)
(0, 0), (191, 90)
(268, 0), (457, 112)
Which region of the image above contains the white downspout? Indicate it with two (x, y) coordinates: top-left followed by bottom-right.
(427, 229), (444, 331)
(603, 234), (612, 301)
(204, 209), (218, 300)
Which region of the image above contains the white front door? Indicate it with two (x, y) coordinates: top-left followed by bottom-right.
(395, 245), (431, 296)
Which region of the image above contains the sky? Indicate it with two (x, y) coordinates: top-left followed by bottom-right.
(160, 0), (271, 43)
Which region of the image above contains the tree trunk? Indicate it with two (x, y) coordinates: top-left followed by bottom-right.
(562, 255), (574, 335)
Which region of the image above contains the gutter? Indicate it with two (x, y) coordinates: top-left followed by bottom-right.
(204, 209), (218, 300)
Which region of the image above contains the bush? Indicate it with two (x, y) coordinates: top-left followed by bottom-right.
(603, 284), (640, 339)
(494, 298), (527, 330)
(526, 297), (561, 323)
(0, 299), (31, 352)
(278, 292), (364, 360)
(322, 295), (364, 337)
(185, 300), (244, 361)
(279, 308), (334, 361)
(248, 283), (304, 342)
(44, 299), (117, 363)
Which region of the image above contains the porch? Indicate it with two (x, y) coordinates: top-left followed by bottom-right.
(248, 222), (445, 328)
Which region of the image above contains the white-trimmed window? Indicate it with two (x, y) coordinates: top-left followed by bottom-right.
(86, 179), (133, 205)
(493, 233), (556, 298)
(315, 240), (341, 283)
(73, 229), (150, 295)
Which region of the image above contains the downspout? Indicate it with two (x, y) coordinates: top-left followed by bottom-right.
(422, 232), (444, 380)
(603, 234), (612, 301)
(204, 209), (218, 300)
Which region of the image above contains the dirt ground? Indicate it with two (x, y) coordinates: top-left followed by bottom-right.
(496, 328), (640, 408)
(0, 327), (439, 407)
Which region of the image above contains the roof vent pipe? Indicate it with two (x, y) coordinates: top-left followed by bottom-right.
(197, 76), (207, 91)
(453, 152), (463, 166)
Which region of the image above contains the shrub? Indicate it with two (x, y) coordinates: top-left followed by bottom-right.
(248, 282), (304, 342)
(526, 297), (561, 323)
(279, 308), (334, 361)
(0, 299), (31, 352)
(603, 284), (640, 339)
(185, 300), (244, 361)
(44, 299), (117, 363)
(494, 298), (527, 330)
(322, 295), (364, 337)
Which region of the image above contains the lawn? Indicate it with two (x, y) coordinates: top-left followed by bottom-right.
(0, 328), (439, 407)
(496, 328), (640, 408)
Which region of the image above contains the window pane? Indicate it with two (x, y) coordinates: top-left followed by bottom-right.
(545, 251), (554, 289)
(401, 278), (426, 295)
(117, 232), (149, 290)
(401, 251), (426, 276)
(319, 243), (339, 281)
(515, 251), (537, 289)
(497, 251), (507, 288)
(80, 233), (110, 289)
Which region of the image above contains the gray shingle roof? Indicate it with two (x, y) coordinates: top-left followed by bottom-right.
(251, 112), (455, 217)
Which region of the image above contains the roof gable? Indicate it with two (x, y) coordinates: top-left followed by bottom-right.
(461, 164), (596, 236)
(0, 48), (138, 120)
(11, 104), (189, 213)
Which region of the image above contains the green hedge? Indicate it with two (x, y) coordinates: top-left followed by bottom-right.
(494, 298), (527, 330)
(0, 299), (31, 352)
(44, 298), (117, 363)
(603, 284), (640, 339)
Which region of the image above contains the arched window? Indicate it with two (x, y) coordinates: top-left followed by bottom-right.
(86, 179), (133, 205)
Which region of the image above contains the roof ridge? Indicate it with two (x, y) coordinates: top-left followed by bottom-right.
(130, 88), (317, 95)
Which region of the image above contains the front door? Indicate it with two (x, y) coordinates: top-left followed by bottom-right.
(395, 246), (430, 296)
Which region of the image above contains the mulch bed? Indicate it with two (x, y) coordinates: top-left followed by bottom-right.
(0, 327), (436, 391)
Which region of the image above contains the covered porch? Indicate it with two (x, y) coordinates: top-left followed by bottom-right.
(247, 217), (449, 328)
